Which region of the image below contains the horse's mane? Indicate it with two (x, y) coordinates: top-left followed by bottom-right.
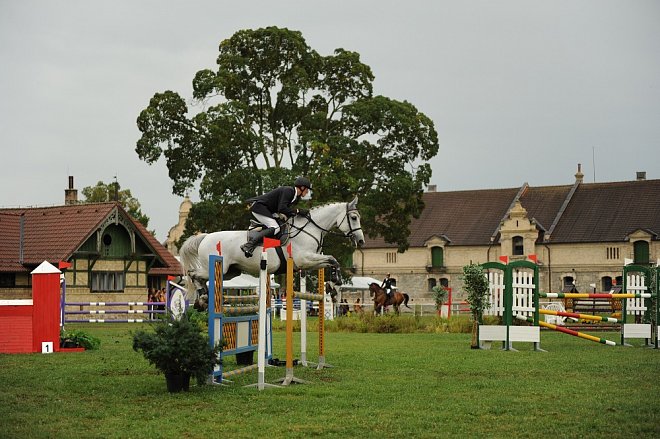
(309, 201), (347, 212)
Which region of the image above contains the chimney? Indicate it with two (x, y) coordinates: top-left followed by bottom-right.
(636, 171), (646, 181)
(427, 184), (437, 192)
(65, 176), (78, 205)
(574, 163), (584, 183)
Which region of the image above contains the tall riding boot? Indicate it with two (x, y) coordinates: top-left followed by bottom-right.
(241, 227), (275, 258)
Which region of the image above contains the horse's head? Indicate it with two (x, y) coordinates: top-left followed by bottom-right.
(337, 196), (365, 248)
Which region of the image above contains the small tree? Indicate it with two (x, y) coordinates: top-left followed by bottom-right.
(82, 180), (150, 229)
(461, 263), (490, 348)
(431, 285), (449, 315)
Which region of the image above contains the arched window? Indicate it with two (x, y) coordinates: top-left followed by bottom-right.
(431, 247), (444, 267)
(440, 278), (449, 288)
(633, 241), (650, 265)
(512, 236), (524, 256)
(601, 276), (613, 292)
(562, 276), (575, 292)
(428, 278), (437, 291)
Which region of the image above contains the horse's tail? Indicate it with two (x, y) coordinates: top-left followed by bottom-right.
(179, 233), (208, 300)
(403, 293), (411, 309)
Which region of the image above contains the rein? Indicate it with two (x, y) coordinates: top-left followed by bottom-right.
(288, 204), (362, 252)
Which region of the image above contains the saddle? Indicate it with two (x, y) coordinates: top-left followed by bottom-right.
(247, 218), (291, 247)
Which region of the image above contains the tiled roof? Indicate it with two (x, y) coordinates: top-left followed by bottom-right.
(0, 212), (24, 271)
(362, 179), (660, 248)
(365, 187), (520, 247)
(0, 203), (181, 275)
(549, 180), (660, 243)
(518, 184), (573, 232)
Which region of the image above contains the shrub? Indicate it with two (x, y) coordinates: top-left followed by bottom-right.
(132, 311), (221, 386)
(60, 329), (101, 350)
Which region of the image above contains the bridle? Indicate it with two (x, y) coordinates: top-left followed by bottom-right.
(289, 203), (363, 252)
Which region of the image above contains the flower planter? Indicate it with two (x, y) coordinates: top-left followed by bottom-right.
(165, 372), (191, 393)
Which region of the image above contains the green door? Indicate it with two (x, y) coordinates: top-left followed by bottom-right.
(431, 247), (444, 267)
(633, 241), (649, 264)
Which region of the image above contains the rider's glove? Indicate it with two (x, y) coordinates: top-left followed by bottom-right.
(297, 208), (309, 217)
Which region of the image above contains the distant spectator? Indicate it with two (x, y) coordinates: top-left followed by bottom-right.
(156, 288), (166, 313)
(339, 299), (349, 316)
(354, 298), (363, 314)
(148, 288), (157, 319)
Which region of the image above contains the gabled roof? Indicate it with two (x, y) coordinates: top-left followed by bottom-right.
(362, 178), (660, 248)
(517, 184), (574, 234)
(0, 202), (181, 275)
(549, 180), (660, 243)
(365, 187), (520, 248)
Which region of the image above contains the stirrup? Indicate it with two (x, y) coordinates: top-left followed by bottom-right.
(241, 243), (255, 258)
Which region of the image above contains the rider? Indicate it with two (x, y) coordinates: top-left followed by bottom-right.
(240, 176), (312, 258)
(381, 273), (394, 300)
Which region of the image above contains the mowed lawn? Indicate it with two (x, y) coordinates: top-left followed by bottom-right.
(0, 322), (658, 439)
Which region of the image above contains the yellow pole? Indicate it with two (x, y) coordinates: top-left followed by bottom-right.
(286, 257), (294, 370)
(318, 268), (325, 361)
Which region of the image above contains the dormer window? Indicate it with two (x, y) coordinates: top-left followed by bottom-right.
(512, 236), (524, 256)
(431, 246), (444, 267)
(633, 240), (649, 265)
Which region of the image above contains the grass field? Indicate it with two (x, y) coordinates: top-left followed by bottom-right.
(1, 319), (659, 438)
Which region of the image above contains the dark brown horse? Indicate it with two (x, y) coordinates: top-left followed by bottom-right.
(369, 282), (411, 315)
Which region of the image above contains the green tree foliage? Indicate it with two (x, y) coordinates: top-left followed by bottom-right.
(136, 26), (439, 258)
(82, 181), (150, 228)
(431, 285), (449, 311)
(461, 263), (491, 348)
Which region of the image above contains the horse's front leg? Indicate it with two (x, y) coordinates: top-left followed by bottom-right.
(296, 252), (340, 270)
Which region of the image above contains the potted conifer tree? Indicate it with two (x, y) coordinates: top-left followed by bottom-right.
(132, 311), (221, 392)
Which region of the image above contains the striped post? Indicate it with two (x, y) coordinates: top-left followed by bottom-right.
(66, 318), (148, 323)
(278, 257), (306, 385)
(539, 308), (621, 324)
(298, 268), (331, 370)
(318, 268), (327, 369)
(300, 270), (308, 366)
(249, 252), (280, 390)
(208, 254), (274, 387)
(540, 293), (651, 299)
(516, 314), (616, 346)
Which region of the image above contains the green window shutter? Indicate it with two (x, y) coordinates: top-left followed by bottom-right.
(633, 241), (649, 264)
(431, 247), (444, 267)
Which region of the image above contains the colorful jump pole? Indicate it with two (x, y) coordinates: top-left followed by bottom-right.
(515, 315), (616, 346)
(252, 251), (280, 390)
(539, 308), (621, 324)
(298, 269), (330, 369)
(317, 267), (328, 369)
(540, 293), (651, 299)
(278, 255), (306, 385)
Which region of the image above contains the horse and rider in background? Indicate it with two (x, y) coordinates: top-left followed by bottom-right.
(369, 282), (411, 315)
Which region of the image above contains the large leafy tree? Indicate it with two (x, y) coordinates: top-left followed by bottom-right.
(136, 27), (438, 256)
(82, 181), (150, 229)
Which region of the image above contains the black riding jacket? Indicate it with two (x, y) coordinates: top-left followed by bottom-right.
(247, 186), (300, 218)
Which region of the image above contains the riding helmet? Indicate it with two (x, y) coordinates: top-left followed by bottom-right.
(294, 176), (312, 189)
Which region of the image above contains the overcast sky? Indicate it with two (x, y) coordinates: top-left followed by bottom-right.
(1, 0), (659, 242)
